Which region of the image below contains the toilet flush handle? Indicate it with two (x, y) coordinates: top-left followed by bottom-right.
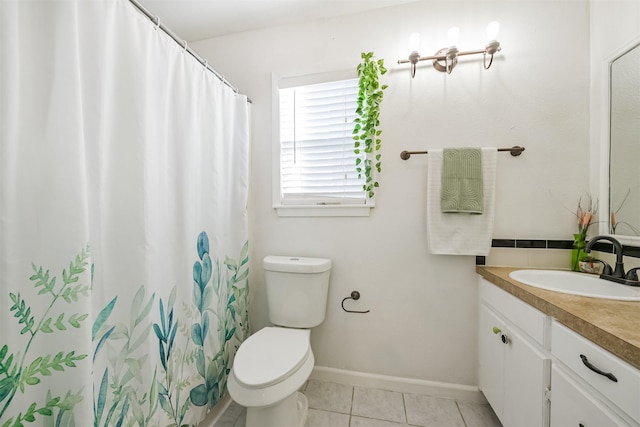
(341, 291), (370, 314)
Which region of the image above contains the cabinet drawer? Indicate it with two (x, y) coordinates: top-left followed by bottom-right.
(479, 278), (547, 346)
(551, 320), (640, 423)
(551, 365), (630, 427)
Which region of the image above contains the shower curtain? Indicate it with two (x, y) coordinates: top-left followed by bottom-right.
(0, 1), (250, 426)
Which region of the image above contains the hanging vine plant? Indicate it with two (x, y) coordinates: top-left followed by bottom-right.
(354, 51), (388, 198)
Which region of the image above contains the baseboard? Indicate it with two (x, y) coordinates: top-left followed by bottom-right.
(310, 366), (487, 404)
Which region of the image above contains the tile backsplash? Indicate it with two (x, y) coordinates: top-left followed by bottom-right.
(478, 239), (640, 269)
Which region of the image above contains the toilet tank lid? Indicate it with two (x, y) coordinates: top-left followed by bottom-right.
(263, 256), (331, 273)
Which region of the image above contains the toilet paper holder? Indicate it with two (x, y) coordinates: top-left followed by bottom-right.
(341, 291), (370, 314)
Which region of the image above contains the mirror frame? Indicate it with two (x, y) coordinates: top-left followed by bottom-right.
(601, 36), (640, 246)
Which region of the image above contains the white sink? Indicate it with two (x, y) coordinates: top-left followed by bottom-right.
(508, 269), (640, 301)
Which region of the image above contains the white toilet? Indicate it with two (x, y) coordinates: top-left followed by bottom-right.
(228, 255), (331, 427)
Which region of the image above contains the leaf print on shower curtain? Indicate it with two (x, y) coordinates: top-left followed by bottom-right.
(1, 0), (250, 425)
(92, 285), (160, 427)
(189, 232), (249, 409)
(0, 248), (91, 426)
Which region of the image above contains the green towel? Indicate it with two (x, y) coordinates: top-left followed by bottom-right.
(441, 148), (484, 214)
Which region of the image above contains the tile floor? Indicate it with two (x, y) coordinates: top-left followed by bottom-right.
(214, 378), (503, 427)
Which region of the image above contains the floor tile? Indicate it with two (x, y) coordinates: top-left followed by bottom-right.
(403, 393), (465, 427)
(350, 416), (409, 427)
(215, 379), (503, 427)
(352, 387), (406, 424)
(304, 409), (350, 427)
(457, 401), (503, 427)
(214, 401), (245, 427)
(305, 379), (353, 414)
(231, 410), (246, 427)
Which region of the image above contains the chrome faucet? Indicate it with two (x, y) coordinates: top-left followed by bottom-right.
(584, 235), (625, 279)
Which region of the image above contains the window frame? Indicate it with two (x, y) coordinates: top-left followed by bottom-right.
(271, 70), (374, 217)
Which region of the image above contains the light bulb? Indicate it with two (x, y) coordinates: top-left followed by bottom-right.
(409, 32), (420, 53)
(447, 26), (460, 47)
(486, 21), (500, 41)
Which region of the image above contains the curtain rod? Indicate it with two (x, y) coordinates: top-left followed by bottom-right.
(127, 0), (251, 103)
(400, 146), (525, 160)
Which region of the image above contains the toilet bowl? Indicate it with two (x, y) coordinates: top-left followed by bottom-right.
(228, 327), (314, 427)
(227, 255), (331, 427)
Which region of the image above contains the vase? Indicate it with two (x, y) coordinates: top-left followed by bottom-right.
(571, 233), (587, 272)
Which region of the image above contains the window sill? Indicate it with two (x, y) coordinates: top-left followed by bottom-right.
(274, 203), (373, 217)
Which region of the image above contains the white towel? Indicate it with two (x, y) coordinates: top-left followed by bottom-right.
(427, 147), (497, 255)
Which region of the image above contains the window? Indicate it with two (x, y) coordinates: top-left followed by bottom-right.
(275, 75), (372, 217)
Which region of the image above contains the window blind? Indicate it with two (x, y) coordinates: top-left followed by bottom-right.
(279, 78), (365, 204)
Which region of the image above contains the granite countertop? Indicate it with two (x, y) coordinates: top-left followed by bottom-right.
(476, 266), (640, 371)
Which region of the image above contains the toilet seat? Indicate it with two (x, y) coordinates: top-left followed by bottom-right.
(233, 327), (311, 389)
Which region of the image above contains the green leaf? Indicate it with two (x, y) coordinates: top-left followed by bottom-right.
(2, 354), (14, 376)
(25, 377), (40, 386)
(69, 313), (88, 328)
(191, 324), (203, 346)
(189, 384), (209, 407)
(167, 286), (177, 311)
(224, 257), (238, 271)
(40, 318), (53, 333)
(37, 408), (52, 416)
(129, 323), (152, 354)
(93, 326), (114, 362)
(239, 241), (249, 267)
(148, 368), (158, 414)
(95, 369), (108, 425)
(136, 292), (155, 328)
(235, 269), (249, 283)
(195, 348), (205, 377)
(0, 376), (16, 402)
(55, 314), (66, 331)
(92, 297), (117, 341)
(58, 389), (83, 411)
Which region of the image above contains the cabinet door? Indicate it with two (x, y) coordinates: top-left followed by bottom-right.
(479, 302), (551, 427)
(503, 323), (551, 427)
(551, 366), (629, 427)
(479, 303), (505, 418)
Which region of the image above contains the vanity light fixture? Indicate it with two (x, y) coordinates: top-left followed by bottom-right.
(399, 21), (502, 77)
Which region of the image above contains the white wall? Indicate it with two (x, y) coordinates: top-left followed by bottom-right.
(192, 0), (590, 388)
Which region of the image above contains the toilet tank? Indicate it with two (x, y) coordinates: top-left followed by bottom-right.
(263, 256), (331, 328)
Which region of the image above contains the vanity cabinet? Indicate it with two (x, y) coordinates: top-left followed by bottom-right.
(478, 279), (551, 427)
(478, 275), (640, 427)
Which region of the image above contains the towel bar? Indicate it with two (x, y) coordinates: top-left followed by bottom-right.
(400, 146), (525, 160)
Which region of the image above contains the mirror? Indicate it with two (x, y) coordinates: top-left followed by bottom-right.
(609, 41), (640, 237)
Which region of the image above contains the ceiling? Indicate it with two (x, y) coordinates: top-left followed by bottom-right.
(136, 0), (421, 42)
